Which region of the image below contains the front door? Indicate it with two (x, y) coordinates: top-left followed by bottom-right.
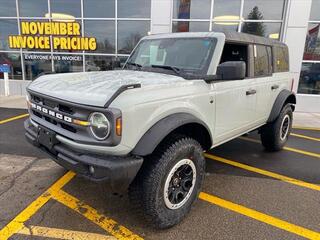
(213, 78), (257, 144)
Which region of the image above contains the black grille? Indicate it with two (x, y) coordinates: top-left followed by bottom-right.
(43, 98), (57, 108)
(28, 91), (122, 146)
(44, 116), (58, 125)
(33, 95), (41, 103)
(59, 104), (74, 114)
(30, 93), (80, 134)
(61, 123), (76, 133)
(32, 110), (42, 118)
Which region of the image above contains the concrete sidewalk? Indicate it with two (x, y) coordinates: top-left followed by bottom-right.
(292, 112), (320, 128)
(1, 95), (320, 128)
(0, 95), (27, 109)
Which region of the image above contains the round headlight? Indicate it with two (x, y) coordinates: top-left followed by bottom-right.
(89, 112), (110, 140)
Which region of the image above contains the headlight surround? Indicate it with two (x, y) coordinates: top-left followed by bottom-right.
(26, 92), (31, 109)
(89, 112), (111, 140)
(26, 92), (30, 102)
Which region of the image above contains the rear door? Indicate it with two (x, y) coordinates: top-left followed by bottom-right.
(254, 44), (274, 123)
(270, 46), (291, 105)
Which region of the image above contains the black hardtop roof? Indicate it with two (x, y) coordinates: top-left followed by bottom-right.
(222, 31), (287, 48)
(144, 31), (287, 48)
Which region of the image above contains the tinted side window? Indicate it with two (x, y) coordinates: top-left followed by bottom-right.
(273, 46), (289, 72)
(254, 45), (271, 77)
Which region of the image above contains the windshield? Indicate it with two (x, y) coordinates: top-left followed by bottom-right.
(125, 37), (217, 77)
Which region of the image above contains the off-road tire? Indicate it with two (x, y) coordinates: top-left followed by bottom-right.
(260, 104), (293, 151)
(128, 135), (205, 229)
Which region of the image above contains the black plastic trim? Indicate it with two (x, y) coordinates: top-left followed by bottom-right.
(267, 89), (296, 123)
(132, 113), (212, 156)
(104, 83), (141, 107)
(24, 118), (143, 190)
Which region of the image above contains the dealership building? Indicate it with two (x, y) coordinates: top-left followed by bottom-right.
(0, 0), (319, 112)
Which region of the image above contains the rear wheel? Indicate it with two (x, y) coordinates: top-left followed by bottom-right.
(260, 104), (293, 151)
(129, 135), (205, 229)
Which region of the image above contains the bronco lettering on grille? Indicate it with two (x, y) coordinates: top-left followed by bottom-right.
(31, 103), (73, 123)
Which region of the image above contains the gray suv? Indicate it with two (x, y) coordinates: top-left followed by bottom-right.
(25, 31), (296, 228)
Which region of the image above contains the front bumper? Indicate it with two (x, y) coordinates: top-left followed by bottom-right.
(24, 118), (143, 190)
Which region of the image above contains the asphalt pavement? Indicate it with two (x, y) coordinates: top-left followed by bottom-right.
(0, 108), (319, 240)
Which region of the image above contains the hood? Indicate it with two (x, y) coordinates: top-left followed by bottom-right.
(27, 70), (186, 107)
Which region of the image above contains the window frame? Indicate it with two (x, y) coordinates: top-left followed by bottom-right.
(220, 41), (251, 78)
(0, 0), (152, 81)
(299, 1), (320, 95)
(126, 37), (218, 76)
(171, 0), (287, 41)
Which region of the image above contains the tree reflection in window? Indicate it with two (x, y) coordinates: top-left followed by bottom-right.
(118, 21), (150, 54)
(242, 6), (266, 37)
(84, 20), (115, 54)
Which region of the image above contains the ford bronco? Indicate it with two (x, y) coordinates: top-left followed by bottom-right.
(25, 31), (296, 228)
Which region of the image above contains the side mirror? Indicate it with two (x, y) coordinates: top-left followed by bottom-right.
(216, 61), (246, 80)
(112, 59), (121, 69)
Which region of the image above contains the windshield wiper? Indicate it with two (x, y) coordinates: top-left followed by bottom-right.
(151, 65), (181, 75)
(126, 62), (142, 69)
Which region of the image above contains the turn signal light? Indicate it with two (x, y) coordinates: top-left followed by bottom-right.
(116, 117), (122, 136)
(73, 119), (90, 126)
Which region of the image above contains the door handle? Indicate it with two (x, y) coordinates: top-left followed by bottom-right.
(271, 84), (279, 90)
(246, 89), (257, 95)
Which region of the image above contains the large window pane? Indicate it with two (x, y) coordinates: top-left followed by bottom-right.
(173, 0), (211, 19)
(54, 54), (83, 73)
(85, 55), (115, 71)
(23, 53), (52, 80)
(84, 20), (115, 54)
(0, 20), (19, 51)
(118, 21), (150, 54)
(0, 0), (16, 17)
(50, 0), (81, 18)
(172, 21), (209, 32)
(83, 0), (115, 18)
(0, 53), (22, 80)
(243, 0), (285, 20)
(310, 0), (320, 21)
(213, 0), (241, 18)
(118, 0), (150, 18)
(19, 0), (48, 17)
(303, 23), (320, 61)
(242, 22), (281, 39)
(212, 22), (239, 32)
(299, 63), (320, 95)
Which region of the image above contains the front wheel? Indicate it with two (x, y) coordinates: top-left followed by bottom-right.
(260, 104), (293, 151)
(129, 135), (205, 229)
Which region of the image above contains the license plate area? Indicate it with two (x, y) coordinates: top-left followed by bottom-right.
(38, 126), (57, 150)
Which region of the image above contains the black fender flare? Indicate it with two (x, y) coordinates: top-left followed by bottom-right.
(132, 113), (211, 156)
(267, 89), (296, 123)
